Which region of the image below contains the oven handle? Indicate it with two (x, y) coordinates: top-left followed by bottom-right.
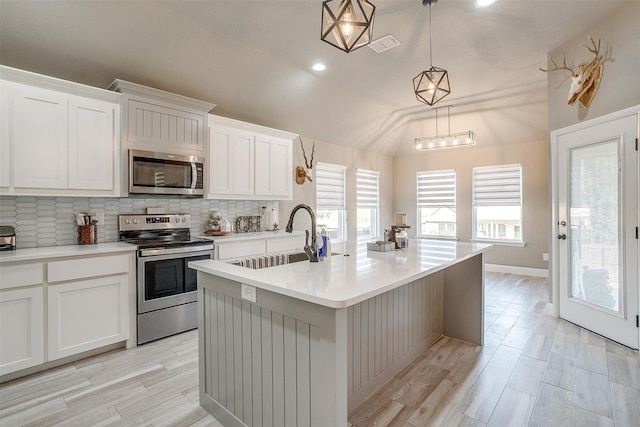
(139, 245), (214, 257)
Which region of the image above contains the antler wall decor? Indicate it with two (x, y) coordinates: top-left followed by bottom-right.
(296, 138), (315, 185)
(540, 36), (604, 109)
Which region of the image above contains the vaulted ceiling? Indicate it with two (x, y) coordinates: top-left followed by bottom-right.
(0, 1), (630, 156)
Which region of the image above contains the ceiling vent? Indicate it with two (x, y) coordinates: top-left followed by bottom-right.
(368, 35), (401, 53)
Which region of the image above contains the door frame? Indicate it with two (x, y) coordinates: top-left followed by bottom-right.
(550, 104), (639, 347)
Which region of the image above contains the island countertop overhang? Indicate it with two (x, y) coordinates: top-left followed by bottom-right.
(189, 239), (491, 309)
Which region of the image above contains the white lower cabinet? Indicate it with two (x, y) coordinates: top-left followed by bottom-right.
(0, 251), (133, 377)
(47, 275), (129, 361)
(215, 234), (304, 260)
(0, 286), (44, 376)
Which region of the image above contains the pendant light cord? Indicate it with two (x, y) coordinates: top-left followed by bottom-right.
(428, 1), (432, 67)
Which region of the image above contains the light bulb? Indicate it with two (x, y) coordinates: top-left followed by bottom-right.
(341, 12), (354, 36)
(428, 142), (434, 149)
(453, 137), (459, 145)
(466, 137), (472, 144)
(440, 139), (446, 146)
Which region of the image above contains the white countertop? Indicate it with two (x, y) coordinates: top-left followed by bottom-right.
(189, 239), (491, 309)
(0, 242), (137, 263)
(197, 230), (304, 243)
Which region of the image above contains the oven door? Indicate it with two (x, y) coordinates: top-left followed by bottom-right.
(137, 250), (213, 314)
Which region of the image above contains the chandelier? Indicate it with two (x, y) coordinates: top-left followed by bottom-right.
(413, 0), (450, 105)
(414, 106), (476, 151)
(321, 0), (376, 53)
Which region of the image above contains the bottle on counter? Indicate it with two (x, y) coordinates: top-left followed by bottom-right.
(326, 235), (332, 259)
(318, 227), (327, 259)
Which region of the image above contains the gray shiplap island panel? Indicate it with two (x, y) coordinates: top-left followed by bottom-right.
(198, 274), (347, 427)
(192, 240), (490, 426)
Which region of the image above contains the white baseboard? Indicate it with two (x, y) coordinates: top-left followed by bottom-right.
(485, 264), (549, 278)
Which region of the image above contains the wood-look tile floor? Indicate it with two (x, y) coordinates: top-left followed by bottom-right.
(1, 273), (638, 426)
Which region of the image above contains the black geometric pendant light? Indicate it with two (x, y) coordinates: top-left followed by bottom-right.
(321, 0), (376, 53)
(413, 0), (451, 105)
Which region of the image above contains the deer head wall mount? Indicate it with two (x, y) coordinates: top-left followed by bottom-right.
(540, 36), (604, 109)
(296, 139), (315, 185)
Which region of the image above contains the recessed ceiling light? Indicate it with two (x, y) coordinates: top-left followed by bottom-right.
(312, 63), (327, 71)
(474, 0), (498, 8)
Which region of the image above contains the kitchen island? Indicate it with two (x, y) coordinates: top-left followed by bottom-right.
(189, 239), (491, 427)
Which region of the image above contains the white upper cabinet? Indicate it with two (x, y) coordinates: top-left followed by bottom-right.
(208, 115), (295, 201)
(209, 125), (255, 197)
(11, 84), (68, 189)
(254, 134), (292, 198)
(0, 66), (121, 197)
(68, 97), (116, 191)
(109, 79), (215, 155)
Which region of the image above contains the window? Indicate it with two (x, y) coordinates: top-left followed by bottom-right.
(472, 164), (523, 243)
(417, 170), (456, 238)
(316, 162), (347, 241)
(356, 169), (379, 240)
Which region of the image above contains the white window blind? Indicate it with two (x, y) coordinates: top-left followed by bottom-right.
(473, 164), (522, 207)
(417, 170), (456, 208)
(316, 162), (346, 210)
(356, 169), (379, 209)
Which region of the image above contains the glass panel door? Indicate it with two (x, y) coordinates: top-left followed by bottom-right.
(555, 112), (638, 349)
(569, 140), (621, 312)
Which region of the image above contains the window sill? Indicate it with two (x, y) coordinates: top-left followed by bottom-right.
(471, 239), (526, 248)
(416, 236), (458, 241)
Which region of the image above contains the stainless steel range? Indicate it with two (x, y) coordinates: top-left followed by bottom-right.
(118, 214), (214, 344)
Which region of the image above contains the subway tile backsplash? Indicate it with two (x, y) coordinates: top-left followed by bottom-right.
(0, 197), (278, 249)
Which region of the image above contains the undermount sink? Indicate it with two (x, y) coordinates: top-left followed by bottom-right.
(228, 251), (343, 270)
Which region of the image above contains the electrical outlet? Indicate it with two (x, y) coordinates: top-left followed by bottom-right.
(543, 252), (549, 261)
(93, 212), (105, 225)
(241, 283), (257, 303)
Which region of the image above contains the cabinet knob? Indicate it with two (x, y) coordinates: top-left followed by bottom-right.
(557, 234), (566, 240)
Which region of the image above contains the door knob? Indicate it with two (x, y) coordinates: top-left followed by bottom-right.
(557, 234), (566, 240)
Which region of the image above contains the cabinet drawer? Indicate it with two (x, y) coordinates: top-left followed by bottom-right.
(266, 236), (304, 253)
(48, 254), (129, 283)
(216, 240), (266, 260)
(0, 263), (44, 290)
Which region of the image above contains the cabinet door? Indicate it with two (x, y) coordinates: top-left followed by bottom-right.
(255, 135), (292, 199)
(232, 130), (255, 196)
(0, 286), (44, 375)
(254, 136), (273, 196)
(209, 126), (254, 197)
(210, 126), (234, 195)
(0, 82), (10, 188)
(68, 97), (116, 191)
(270, 138), (292, 198)
(11, 83), (68, 189)
(126, 99), (206, 153)
(48, 275), (129, 361)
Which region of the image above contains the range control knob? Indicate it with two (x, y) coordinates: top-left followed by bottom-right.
(133, 219), (139, 224)
(181, 217), (187, 222)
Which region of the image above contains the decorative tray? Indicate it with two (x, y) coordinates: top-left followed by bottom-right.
(204, 230), (233, 236)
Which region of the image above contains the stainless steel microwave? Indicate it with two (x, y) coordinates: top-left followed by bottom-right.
(129, 149), (204, 196)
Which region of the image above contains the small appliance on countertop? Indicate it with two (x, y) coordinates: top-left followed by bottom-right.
(0, 226), (16, 251)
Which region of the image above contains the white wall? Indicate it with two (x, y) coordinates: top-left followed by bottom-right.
(546, 3), (640, 131)
(280, 137), (394, 242)
(393, 140), (549, 270)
